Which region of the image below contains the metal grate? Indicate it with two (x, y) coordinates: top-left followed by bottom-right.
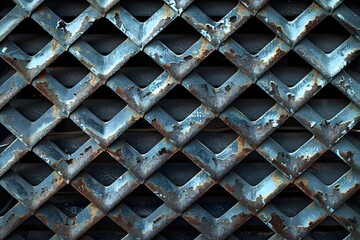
(1, 0), (360, 239)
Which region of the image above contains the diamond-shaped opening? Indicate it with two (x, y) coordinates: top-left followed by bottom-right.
(121, 119), (164, 154)
(307, 151), (350, 185)
(231, 18), (275, 54)
(344, 0), (360, 16)
(233, 151), (276, 186)
(0, 1), (16, 21)
(196, 118), (238, 153)
(84, 152), (127, 186)
(195, 0), (238, 22)
(83, 86), (127, 121)
(194, 51), (238, 87)
(49, 185), (90, 218)
(345, 189), (360, 214)
(0, 186), (17, 217)
(45, 52), (89, 88)
(231, 84), (276, 121)
(44, 0), (89, 22)
(0, 123), (16, 154)
(8, 18), (52, 55)
(307, 17), (350, 53)
(197, 184), (238, 218)
(309, 216), (350, 240)
(85, 217), (127, 239)
(158, 152), (201, 186)
(271, 117), (313, 152)
(12, 151), (53, 186)
(233, 217), (275, 239)
(123, 185), (163, 218)
(271, 184), (312, 217)
(158, 85), (201, 121)
(0, 57), (16, 86)
(157, 18), (200, 54)
(9, 85), (53, 122)
(308, 84), (350, 119)
(117, 52), (163, 88)
(10, 216), (55, 239)
(270, 51), (313, 87)
(159, 217), (201, 239)
(120, 0), (164, 22)
(48, 118), (90, 154)
(269, 0), (312, 21)
(81, 18), (127, 55)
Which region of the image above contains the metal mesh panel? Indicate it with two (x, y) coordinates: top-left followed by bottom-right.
(1, 0), (360, 239)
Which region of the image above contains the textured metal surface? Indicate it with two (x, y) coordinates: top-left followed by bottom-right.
(1, 0), (360, 239)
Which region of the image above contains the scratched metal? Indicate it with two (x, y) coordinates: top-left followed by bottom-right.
(1, 0), (360, 239)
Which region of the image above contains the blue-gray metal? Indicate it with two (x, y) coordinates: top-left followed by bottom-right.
(0, 0), (360, 239)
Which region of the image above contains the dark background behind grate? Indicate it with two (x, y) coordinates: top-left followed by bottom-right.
(1, 0), (360, 239)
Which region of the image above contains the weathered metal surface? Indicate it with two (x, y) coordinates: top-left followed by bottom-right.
(1, 0), (360, 239)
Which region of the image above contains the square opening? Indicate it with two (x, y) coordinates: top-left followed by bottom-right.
(307, 17), (350, 53)
(7, 18), (52, 55)
(9, 85), (53, 122)
(44, 0), (89, 22)
(156, 18), (200, 55)
(194, 0), (238, 22)
(120, 0), (164, 22)
(81, 18), (127, 54)
(158, 152), (201, 186)
(84, 152), (127, 186)
(231, 18), (275, 54)
(269, 0), (312, 21)
(196, 184), (238, 218)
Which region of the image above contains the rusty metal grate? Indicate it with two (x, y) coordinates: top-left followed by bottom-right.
(1, 0), (360, 239)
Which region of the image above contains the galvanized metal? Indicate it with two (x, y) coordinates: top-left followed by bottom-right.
(1, 0), (360, 239)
